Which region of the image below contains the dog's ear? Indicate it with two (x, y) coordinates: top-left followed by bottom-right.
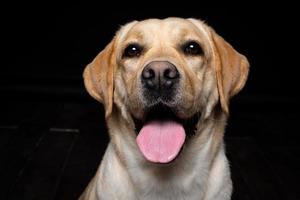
(83, 39), (116, 118)
(210, 29), (249, 114)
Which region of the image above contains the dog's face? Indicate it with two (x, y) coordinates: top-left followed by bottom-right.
(117, 18), (216, 121)
(84, 18), (249, 164)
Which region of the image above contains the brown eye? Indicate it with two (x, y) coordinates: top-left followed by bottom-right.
(123, 43), (143, 58)
(182, 41), (203, 56)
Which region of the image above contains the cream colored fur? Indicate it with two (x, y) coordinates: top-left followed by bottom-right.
(80, 17), (249, 200)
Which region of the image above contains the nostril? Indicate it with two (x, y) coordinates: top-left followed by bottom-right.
(143, 68), (155, 79)
(142, 66), (157, 89)
(164, 67), (179, 79)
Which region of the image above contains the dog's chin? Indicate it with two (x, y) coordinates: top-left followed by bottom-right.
(133, 103), (201, 165)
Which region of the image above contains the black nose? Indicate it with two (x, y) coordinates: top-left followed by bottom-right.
(141, 61), (179, 91)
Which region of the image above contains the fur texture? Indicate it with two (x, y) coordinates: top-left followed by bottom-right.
(80, 18), (249, 200)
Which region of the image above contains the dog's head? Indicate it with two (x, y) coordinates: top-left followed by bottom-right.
(84, 18), (249, 164)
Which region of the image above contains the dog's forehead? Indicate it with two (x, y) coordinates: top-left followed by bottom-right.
(119, 18), (209, 43)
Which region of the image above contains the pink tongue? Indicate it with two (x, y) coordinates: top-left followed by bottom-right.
(136, 120), (185, 163)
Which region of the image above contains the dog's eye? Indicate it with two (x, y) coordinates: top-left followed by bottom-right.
(182, 41), (203, 56)
(123, 43), (143, 58)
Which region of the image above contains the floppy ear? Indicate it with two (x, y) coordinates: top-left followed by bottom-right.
(83, 39), (116, 118)
(210, 29), (249, 114)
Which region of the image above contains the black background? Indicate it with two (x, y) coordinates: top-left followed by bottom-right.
(1, 5), (299, 98)
(1, 3), (299, 200)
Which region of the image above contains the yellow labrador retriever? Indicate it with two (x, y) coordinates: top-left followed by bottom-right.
(80, 18), (249, 200)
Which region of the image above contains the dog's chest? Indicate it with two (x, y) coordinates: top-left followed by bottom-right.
(131, 167), (207, 200)
(136, 182), (205, 200)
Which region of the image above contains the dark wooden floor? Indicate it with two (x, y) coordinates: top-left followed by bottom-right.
(0, 97), (299, 200)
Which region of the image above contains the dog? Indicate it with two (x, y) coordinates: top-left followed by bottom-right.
(80, 17), (249, 200)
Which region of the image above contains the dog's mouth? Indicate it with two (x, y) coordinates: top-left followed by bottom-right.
(134, 104), (200, 164)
